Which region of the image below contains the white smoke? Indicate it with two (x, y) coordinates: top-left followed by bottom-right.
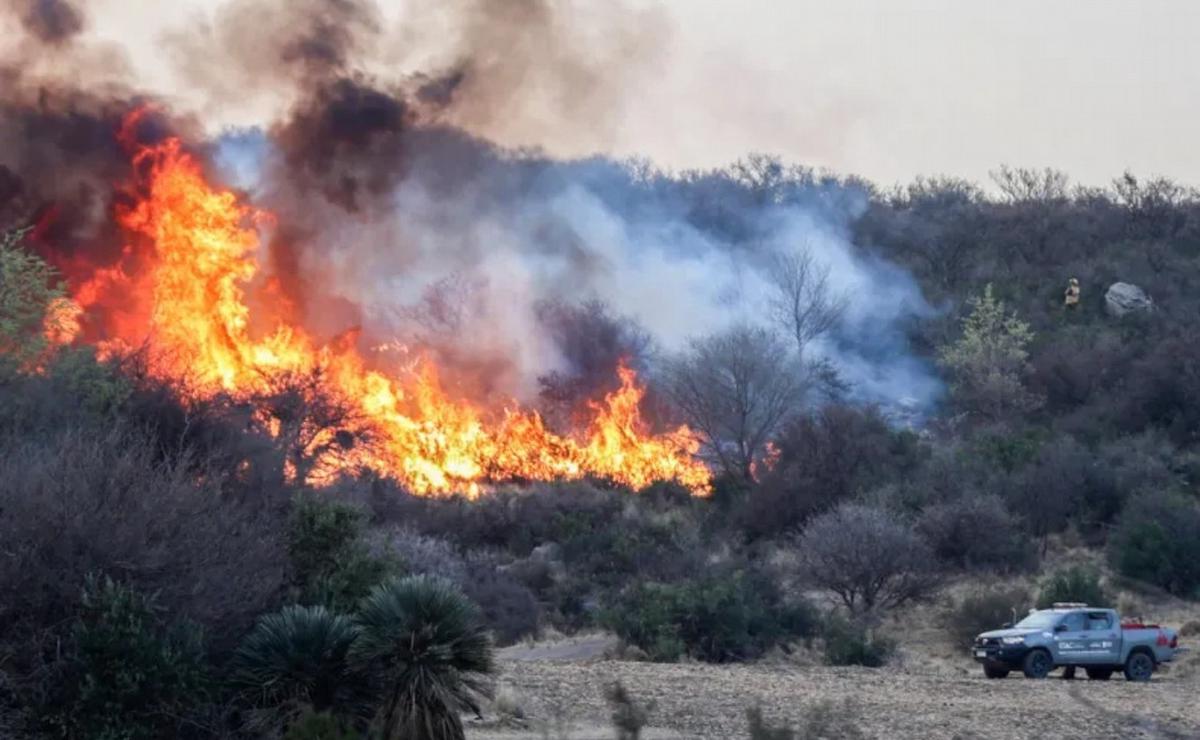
(215, 130), (943, 416)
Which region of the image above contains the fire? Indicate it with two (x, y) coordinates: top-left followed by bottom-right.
(59, 123), (710, 496)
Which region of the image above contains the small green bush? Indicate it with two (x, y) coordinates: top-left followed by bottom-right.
(1036, 566), (1109, 608)
(46, 347), (131, 416)
(821, 617), (895, 667)
(352, 575), (495, 740)
(46, 576), (208, 740)
(288, 496), (396, 611)
(229, 604), (370, 734)
(941, 587), (1030, 648)
(1108, 491), (1200, 597)
(603, 570), (818, 663)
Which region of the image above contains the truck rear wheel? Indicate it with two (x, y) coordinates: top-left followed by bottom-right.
(1123, 651), (1154, 682)
(1085, 668), (1113, 681)
(1022, 649), (1052, 679)
(983, 664), (1009, 679)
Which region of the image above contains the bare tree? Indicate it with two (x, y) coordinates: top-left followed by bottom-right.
(768, 247), (848, 360)
(798, 503), (940, 616)
(989, 166), (1069, 204)
(662, 325), (807, 480)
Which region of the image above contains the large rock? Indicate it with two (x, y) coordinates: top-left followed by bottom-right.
(1105, 282), (1153, 317)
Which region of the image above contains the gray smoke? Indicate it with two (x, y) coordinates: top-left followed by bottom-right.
(2, 0), (944, 421)
(216, 123), (942, 416)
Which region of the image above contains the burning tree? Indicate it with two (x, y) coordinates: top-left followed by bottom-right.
(663, 325), (807, 480)
(246, 367), (374, 486)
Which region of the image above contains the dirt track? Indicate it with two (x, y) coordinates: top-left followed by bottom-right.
(470, 654), (1200, 739)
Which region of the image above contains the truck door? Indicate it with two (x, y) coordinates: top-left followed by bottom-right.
(1085, 611), (1121, 665)
(1054, 612), (1091, 663)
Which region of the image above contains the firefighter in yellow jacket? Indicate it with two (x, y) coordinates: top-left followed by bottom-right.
(1064, 278), (1080, 308)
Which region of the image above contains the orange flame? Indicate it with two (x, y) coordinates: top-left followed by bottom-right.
(68, 130), (709, 496)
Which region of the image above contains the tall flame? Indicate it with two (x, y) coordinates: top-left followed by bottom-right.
(66, 126), (709, 496)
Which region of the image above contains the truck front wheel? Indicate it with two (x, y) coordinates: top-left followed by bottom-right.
(1022, 649), (1052, 679)
(983, 664), (1010, 679)
(1123, 651), (1154, 682)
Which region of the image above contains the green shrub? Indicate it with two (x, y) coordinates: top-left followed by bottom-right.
(352, 575), (495, 740)
(1108, 491), (1200, 597)
(0, 226), (67, 372)
(46, 347), (131, 416)
(46, 576), (207, 740)
(1036, 566), (1109, 608)
(229, 605), (371, 734)
(288, 496), (396, 612)
(821, 616), (895, 667)
(941, 587), (1030, 648)
(603, 570), (818, 663)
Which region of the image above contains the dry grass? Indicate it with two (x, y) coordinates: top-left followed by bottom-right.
(471, 548), (1200, 740)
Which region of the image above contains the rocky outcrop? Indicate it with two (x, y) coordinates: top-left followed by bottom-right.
(1105, 282), (1153, 317)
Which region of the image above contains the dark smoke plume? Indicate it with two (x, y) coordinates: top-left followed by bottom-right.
(0, 0), (942, 416)
(273, 77), (411, 213)
(17, 0), (83, 44)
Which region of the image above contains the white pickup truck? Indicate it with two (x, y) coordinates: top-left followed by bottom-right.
(972, 603), (1181, 681)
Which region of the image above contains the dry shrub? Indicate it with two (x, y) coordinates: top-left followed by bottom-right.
(799, 503), (940, 615)
(492, 682), (527, 724)
(606, 681), (653, 740)
(941, 586), (1031, 649)
(746, 701), (866, 740)
(0, 423), (288, 670)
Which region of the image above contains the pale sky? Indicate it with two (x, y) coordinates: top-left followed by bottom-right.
(86, 0), (1200, 189)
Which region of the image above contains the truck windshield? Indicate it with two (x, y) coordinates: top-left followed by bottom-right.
(1014, 612), (1060, 630)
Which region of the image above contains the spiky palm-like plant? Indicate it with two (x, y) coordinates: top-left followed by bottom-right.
(229, 604), (371, 732)
(353, 575), (495, 740)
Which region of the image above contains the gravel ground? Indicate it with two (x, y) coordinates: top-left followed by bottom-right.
(470, 654), (1200, 740)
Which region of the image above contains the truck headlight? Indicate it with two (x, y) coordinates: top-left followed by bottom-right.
(1001, 636), (1025, 645)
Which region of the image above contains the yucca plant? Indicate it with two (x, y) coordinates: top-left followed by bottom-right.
(229, 604), (371, 733)
(353, 575), (495, 740)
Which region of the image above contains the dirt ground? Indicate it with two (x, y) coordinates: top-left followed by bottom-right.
(470, 657), (1200, 739)
(469, 577), (1200, 740)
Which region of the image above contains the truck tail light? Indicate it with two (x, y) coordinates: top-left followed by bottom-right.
(1155, 631), (1170, 647)
(1170, 635), (1178, 649)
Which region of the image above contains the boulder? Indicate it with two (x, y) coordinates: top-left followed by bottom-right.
(1105, 282), (1153, 317)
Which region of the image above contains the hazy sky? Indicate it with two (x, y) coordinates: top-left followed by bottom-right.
(87, 0), (1200, 188)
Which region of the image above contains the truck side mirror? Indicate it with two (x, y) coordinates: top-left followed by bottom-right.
(1054, 624), (1069, 633)
(1001, 622), (1013, 629)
